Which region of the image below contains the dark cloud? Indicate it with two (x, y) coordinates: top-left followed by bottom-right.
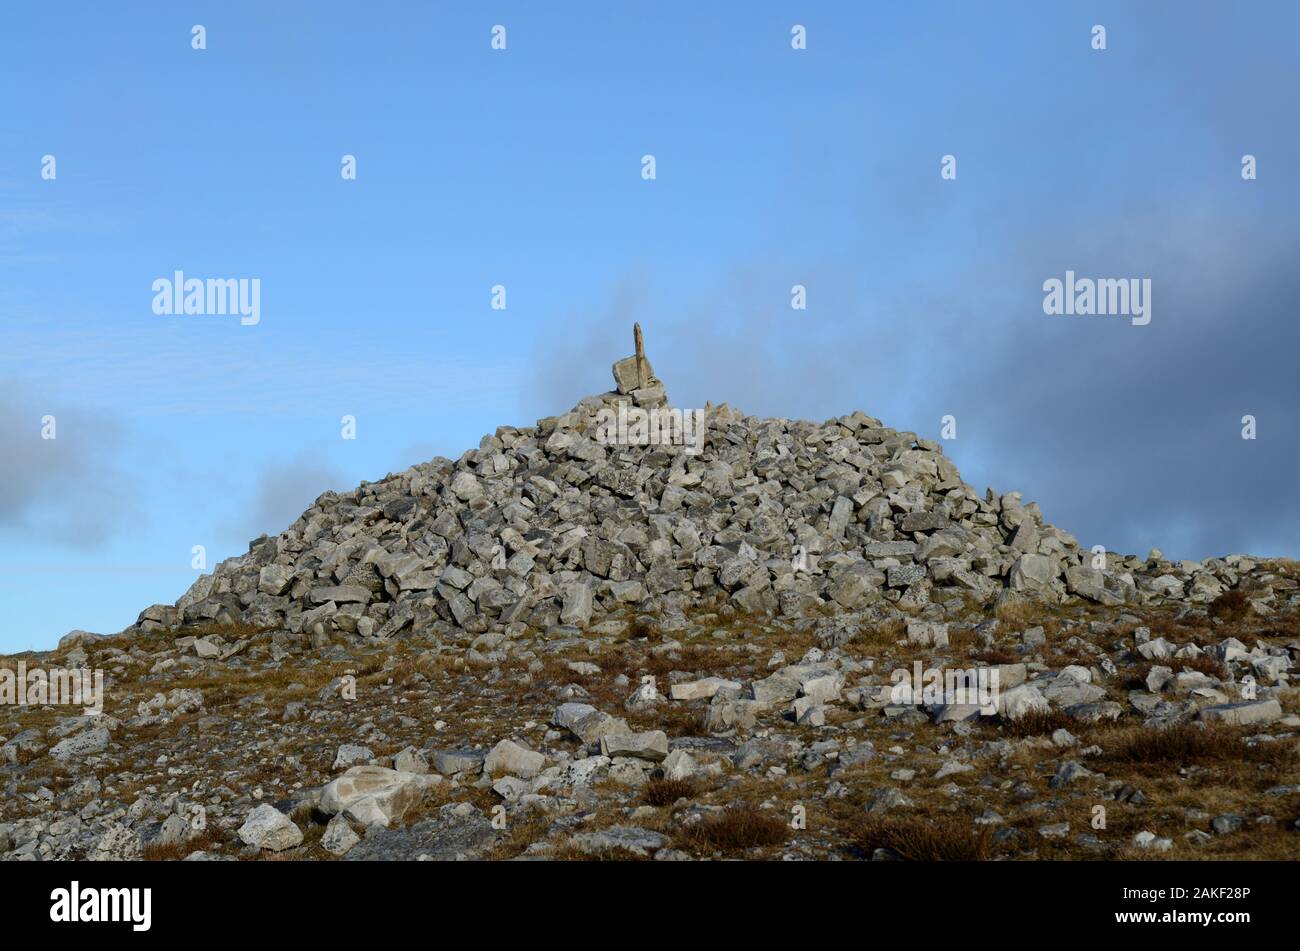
(0, 380), (135, 545)
(527, 4), (1300, 564)
(230, 452), (347, 545)
(904, 218), (1300, 561)
(532, 205), (1298, 564)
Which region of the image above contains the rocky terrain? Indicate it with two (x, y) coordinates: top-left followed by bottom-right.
(3, 334), (1298, 861)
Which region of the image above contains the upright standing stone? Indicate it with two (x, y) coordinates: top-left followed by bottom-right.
(613, 327), (655, 394)
(634, 322), (649, 388)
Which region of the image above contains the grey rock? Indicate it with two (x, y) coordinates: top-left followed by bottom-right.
(50, 727), (110, 761)
(321, 815), (362, 855)
(1199, 699), (1282, 727)
(571, 826), (666, 858)
(431, 749), (485, 775)
(344, 804), (499, 861)
(320, 766), (434, 827)
(600, 730), (669, 762)
(237, 804), (303, 852)
(87, 823), (143, 861)
(333, 744), (375, 769)
(483, 739), (545, 779)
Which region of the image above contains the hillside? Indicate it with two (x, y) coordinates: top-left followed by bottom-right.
(2, 330), (1297, 862)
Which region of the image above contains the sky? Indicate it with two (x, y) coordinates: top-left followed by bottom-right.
(1, 1), (1297, 652)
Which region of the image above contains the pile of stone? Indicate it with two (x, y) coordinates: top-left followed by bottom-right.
(126, 327), (1295, 647)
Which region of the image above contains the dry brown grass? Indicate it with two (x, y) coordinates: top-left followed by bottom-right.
(993, 598), (1042, 627)
(678, 803), (789, 854)
(540, 841), (653, 861)
(641, 644), (740, 680)
(141, 829), (218, 861)
(646, 702), (710, 737)
(642, 777), (695, 807)
(625, 614), (658, 641)
(482, 811), (551, 861)
(1176, 653), (1227, 677)
(1101, 723), (1297, 770)
(855, 814), (994, 861)
(1208, 589), (1250, 622)
(160, 657), (353, 711)
(848, 618), (908, 650)
(1135, 602), (1300, 654)
(1000, 709), (1086, 737)
(393, 783), (454, 826)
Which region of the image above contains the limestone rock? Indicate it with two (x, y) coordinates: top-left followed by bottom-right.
(483, 739), (545, 779)
(237, 804), (303, 852)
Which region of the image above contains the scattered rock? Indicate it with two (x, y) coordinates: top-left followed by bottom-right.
(320, 766), (434, 828)
(483, 739), (545, 779)
(237, 804), (303, 852)
(600, 731), (669, 762)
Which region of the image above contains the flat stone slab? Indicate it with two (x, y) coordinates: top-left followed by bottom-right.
(669, 677), (742, 701)
(344, 806), (499, 861)
(1198, 699), (1282, 727)
(600, 730), (669, 762)
(430, 748), (485, 775)
(570, 826), (666, 857)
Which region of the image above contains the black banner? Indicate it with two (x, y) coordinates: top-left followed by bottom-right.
(3, 860), (1281, 938)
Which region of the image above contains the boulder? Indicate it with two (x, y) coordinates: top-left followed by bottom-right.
(600, 730), (669, 762)
(237, 804), (303, 852)
(319, 766), (434, 827)
(483, 739), (545, 779)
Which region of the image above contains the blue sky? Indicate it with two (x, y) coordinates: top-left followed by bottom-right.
(2, 1), (1297, 651)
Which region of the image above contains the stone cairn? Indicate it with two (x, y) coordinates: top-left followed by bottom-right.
(119, 324), (1284, 650)
(609, 323), (668, 409)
